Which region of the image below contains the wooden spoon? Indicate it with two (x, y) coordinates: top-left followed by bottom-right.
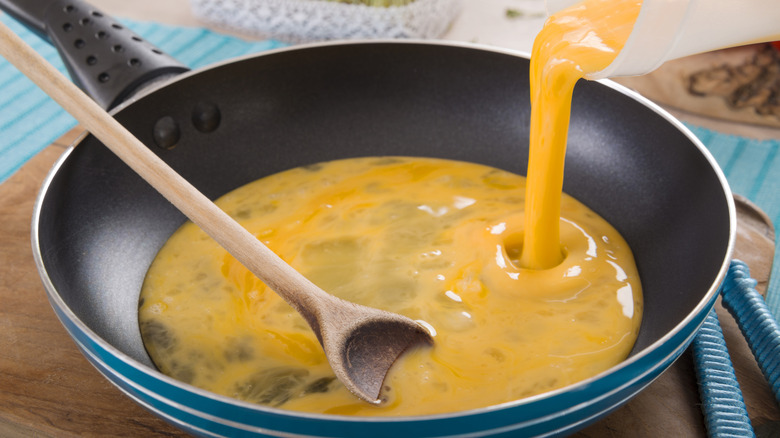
(0, 21), (432, 404)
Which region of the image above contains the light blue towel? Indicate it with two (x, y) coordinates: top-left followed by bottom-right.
(0, 13), (285, 184)
(685, 125), (779, 315)
(0, 13), (778, 317)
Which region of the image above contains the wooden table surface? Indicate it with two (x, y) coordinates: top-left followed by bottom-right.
(0, 129), (778, 437)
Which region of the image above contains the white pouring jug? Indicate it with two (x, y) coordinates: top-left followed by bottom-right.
(546, 0), (780, 79)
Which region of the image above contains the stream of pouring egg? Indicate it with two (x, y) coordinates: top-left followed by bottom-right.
(522, 0), (642, 269)
(138, 0), (645, 416)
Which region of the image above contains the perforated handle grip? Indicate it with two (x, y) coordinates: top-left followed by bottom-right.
(0, 0), (189, 109)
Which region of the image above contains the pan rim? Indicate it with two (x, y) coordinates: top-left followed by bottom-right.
(29, 39), (736, 427)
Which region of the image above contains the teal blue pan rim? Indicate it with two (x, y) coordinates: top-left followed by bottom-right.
(47, 283), (721, 438)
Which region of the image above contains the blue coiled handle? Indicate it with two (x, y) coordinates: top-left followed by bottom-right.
(721, 260), (780, 405)
(692, 307), (755, 437)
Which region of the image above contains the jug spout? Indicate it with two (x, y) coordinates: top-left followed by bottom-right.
(546, 0), (780, 79)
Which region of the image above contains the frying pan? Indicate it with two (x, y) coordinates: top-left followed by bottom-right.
(2, 0), (735, 436)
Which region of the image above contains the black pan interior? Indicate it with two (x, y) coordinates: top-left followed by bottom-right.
(37, 43), (731, 368)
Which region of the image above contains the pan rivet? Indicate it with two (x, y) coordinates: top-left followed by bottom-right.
(98, 72), (110, 83)
(63, 23), (73, 32)
(86, 55), (97, 66)
(74, 39), (85, 49)
(64, 5), (76, 13)
(192, 102), (221, 133)
(154, 116), (181, 150)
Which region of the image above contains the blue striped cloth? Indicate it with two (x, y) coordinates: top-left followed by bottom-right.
(686, 125), (780, 317)
(1, 13), (778, 317)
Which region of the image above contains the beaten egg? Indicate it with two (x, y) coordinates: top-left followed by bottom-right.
(139, 0), (645, 417)
(139, 157), (642, 416)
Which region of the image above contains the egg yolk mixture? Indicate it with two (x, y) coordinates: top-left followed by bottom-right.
(139, 157), (642, 416)
(139, 0), (645, 417)
(524, 0), (642, 269)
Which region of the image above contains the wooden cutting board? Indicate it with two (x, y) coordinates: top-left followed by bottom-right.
(615, 43), (780, 130)
(0, 129), (777, 437)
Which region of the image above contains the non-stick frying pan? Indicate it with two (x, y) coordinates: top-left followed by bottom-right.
(2, 0), (734, 436)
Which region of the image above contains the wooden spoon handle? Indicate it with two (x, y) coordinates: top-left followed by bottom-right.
(0, 21), (325, 316)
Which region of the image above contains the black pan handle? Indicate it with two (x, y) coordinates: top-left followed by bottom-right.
(0, 0), (189, 109)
